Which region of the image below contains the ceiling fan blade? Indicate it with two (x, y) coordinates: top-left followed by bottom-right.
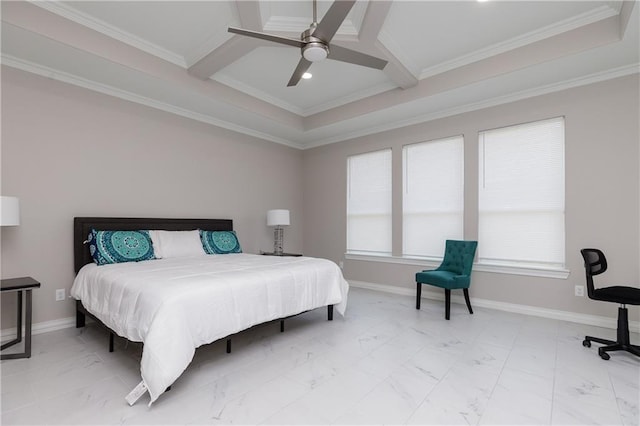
(228, 27), (304, 48)
(328, 45), (387, 70)
(312, 0), (356, 42)
(287, 58), (313, 87)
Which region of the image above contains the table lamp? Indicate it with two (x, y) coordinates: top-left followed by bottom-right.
(267, 209), (290, 255)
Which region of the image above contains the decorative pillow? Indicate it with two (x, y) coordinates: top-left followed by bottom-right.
(149, 230), (206, 259)
(88, 229), (155, 265)
(200, 230), (242, 254)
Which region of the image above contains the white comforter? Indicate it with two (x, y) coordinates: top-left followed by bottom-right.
(70, 254), (348, 404)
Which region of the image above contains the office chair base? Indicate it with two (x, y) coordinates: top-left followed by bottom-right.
(583, 337), (640, 360)
(582, 307), (640, 360)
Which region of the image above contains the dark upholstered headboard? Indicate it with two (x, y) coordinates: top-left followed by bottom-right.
(74, 217), (233, 273)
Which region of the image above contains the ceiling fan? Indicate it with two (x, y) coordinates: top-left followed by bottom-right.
(228, 0), (388, 87)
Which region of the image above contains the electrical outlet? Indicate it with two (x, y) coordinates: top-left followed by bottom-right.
(55, 288), (65, 301)
(339, 261), (344, 269)
(575, 285), (584, 297)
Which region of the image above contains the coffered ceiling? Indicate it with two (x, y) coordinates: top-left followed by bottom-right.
(1, 1), (638, 149)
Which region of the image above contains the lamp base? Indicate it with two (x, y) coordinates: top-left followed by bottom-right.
(273, 227), (284, 256)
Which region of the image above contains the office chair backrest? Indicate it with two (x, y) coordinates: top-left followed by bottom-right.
(580, 248), (608, 299)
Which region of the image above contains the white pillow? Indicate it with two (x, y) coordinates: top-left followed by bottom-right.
(149, 230), (206, 259)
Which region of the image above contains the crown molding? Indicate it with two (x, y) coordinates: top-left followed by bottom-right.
(419, 4), (620, 79)
(3, 55), (636, 152)
(606, 0), (624, 14)
(302, 63), (640, 149)
(213, 74), (305, 115)
(301, 81), (397, 117)
(1, 54), (302, 150)
(30, 1), (188, 68)
(215, 74), (396, 117)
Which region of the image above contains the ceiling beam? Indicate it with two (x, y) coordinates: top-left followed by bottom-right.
(358, 0), (392, 43)
(374, 41), (419, 89)
(618, 0), (637, 38)
(354, 0), (418, 89)
(188, 36), (263, 79)
(237, 0), (263, 29)
(188, 0), (263, 80)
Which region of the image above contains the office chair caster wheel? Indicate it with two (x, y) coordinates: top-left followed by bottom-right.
(582, 339), (591, 348)
(598, 348), (610, 360)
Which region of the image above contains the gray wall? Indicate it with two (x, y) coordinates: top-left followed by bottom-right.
(1, 67), (303, 328)
(2, 66), (638, 331)
(302, 74), (639, 320)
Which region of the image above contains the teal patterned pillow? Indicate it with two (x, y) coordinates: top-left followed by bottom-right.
(88, 229), (155, 265)
(200, 230), (242, 254)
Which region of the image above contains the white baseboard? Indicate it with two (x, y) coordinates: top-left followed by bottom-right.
(348, 280), (640, 333)
(3, 282), (638, 342)
(1, 316), (76, 344)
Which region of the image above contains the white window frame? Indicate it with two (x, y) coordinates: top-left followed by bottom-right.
(402, 135), (464, 259)
(477, 117), (568, 278)
(346, 149), (393, 256)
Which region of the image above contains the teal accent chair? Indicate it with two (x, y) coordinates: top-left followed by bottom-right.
(416, 240), (478, 320)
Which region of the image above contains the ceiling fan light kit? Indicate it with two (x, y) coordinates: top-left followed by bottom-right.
(228, 0), (387, 87)
(303, 43), (329, 62)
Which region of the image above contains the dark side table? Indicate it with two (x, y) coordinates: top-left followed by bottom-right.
(1, 277), (40, 360)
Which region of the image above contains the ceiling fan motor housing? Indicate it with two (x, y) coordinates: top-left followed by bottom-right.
(302, 27), (329, 62)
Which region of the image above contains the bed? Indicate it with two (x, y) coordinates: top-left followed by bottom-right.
(70, 217), (349, 405)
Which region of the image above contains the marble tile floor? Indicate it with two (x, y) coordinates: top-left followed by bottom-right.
(1, 287), (638, 425)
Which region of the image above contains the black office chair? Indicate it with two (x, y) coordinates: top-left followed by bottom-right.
(580, 248), (640, 360)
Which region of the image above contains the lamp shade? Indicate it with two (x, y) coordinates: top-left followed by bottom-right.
(1, 196), (20, 226)
(267, 209), (290, 227)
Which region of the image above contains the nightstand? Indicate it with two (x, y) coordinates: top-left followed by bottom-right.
(260, 251), (303, 257)
(1, 277), (41, 360)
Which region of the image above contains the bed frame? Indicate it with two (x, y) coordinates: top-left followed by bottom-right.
(73, 217), (333, 354)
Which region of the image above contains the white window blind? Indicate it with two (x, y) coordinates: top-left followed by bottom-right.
(403, 136), (464, 257)
(347, 149), (392, 255)
(478, 117), (565, 268)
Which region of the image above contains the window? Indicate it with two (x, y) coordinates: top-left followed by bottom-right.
(478, 117), (565, 269)
(403, 136), (464, 258)
(347, 149), (392, 255)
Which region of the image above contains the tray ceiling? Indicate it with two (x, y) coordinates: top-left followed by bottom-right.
(2, 1), (638, 149)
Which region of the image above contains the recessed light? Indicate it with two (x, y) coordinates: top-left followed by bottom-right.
(302, 72), (312, 79)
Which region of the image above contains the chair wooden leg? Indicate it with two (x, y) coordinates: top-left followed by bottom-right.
(463, 288), (473, 314)
(416, 282), (422, 310)
(445, 289), (451, 320)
